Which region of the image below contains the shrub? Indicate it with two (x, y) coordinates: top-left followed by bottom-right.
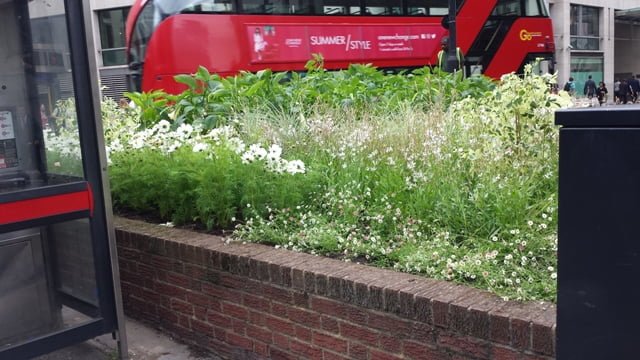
(49, 63), (570, 301)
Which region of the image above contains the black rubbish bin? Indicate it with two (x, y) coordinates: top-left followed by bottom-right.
(556, 105), (640, 360)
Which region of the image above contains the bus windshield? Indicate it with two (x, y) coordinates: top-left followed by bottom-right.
(129, 0), (233, 69)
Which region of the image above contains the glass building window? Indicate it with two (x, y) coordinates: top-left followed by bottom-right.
(98, 7), (130, 66)
(570, 5), (600, 51)
(571, 55), (603, 97)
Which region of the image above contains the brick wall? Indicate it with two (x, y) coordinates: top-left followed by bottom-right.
(115, 217), (556, 360)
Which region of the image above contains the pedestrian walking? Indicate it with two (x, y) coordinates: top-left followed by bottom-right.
(596, 82), (608, 106)
(584, 75), (596, 100)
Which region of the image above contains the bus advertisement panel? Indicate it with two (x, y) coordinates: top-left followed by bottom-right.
(246, 24), (445, 63)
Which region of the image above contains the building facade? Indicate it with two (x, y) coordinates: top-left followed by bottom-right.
(549, 0), (640, 96)
(89, 0), (133, 101)
(85, 0), (640, 100)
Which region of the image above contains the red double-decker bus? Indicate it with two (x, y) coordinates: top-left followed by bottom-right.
(126, 0), (555, 94)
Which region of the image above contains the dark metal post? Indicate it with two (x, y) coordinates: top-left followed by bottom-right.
(446, 0), (457, 73)
(556, 106), (640, 359)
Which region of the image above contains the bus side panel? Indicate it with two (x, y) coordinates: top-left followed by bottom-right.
(484, 17), (554, 78)
(455, 0), (497, 53)
(142, 16), (241, 93)
(141, 14), (444, 93)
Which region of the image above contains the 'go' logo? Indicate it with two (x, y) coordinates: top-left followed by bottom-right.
(519, 29), (542, 41)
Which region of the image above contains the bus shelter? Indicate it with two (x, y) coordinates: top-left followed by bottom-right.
(0, 0), (127, 358)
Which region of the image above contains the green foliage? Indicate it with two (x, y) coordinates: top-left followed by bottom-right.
(124, 61), (495, 132)
(102, 63), (569, 302)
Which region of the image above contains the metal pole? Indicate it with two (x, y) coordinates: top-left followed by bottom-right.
(446, 0), (457, 73)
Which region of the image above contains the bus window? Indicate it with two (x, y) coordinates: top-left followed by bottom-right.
(322, 0), (359, 15)
(241, 0), (266, 13)
(406, 0), (448, 16)
(289, 0), (313, 14)
(524, 0), (548, 16)
(129, 1), (156, 68)
(181, 0), (235, 13)
(323, 0), (345, 14)
(364, 0), (401, 15)
(265, 0), (292, 14)
(492, 0), (521, 16)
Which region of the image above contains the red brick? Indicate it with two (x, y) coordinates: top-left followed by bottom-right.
(213, 326), (227, 342)
(120, 282), (140, 298)
(177, 314), (190, 329)
(531, 309), (555, 356)
(254, 341), (269, 356)
(411, 322), (436, 343)
(265, 315), (296, 336)
(246, 324), (273, 344)
(207, 312), (233, 328)
(403, 341), (448, 360)
(121, 270), (145, 287)
(227, 332), (253, 350)
(340, 322), (379, 346)
(348, 342), (369, 360)
(249, 310), (266, 327)
(437, 332), (490, 359)
(118, 248), (140, 261)
(186, 292), (210, 308)
(183, 263), (206, 279)
(489, 308), (511, 345)
(289, 307), (321, 327)
(511, 318), (531, 350)
(155, 282), (187, 299)
(295, 325), (312, 342)
(313, 331), (348, 353)
(232, 318), (247, 335)
(271, 302), (288, 317)
(262, 286), (294, 304)
(157, 307), (179, 325)
(273, 333), (290, 349)
(137, 263), (156, 279)
(151, 255), (182, 272)
(221, 272), (262, 293)
(370, 349), (403, 360)
(322, 316), (340, 333)
(368, 313), (412, 337)
(293, 292), (310, 308)
(432, 299), (450, 328)
(138, 288), (160, 303)
(290, 339), (323, 358)
(492, 345), (520, 360)
(243, 293), (270, 312)
(193, 305), (207, 321)
(222, 302), (249, 320)
(379, 334), (402, 353)
(323, 350), (351, 360)
(311, 297), (346, 318)
(171, 298), (194, 316)
(190, 318), (214, 336)
(201, 282), (241, 302)
(269, 347), (296, 360)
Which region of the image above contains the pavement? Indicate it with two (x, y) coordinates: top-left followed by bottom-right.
(33, 317), (220, 360)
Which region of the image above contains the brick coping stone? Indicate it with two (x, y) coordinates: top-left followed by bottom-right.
(114, 217), (556, 358)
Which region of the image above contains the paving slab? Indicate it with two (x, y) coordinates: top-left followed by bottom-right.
(34, 317), (219, 360)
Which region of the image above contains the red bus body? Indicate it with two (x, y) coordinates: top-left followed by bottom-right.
(126, 0), (555, 94)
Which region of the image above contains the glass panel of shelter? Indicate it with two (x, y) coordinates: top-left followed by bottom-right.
(0, 0), (102, 351)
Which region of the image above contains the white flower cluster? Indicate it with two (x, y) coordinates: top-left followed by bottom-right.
(43, 128), (81, 159)
(102, 116), (306, 175)
(241, 143), (305, 175)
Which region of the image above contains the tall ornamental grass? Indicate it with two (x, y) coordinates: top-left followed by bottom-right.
(47, 63), (571, 301)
